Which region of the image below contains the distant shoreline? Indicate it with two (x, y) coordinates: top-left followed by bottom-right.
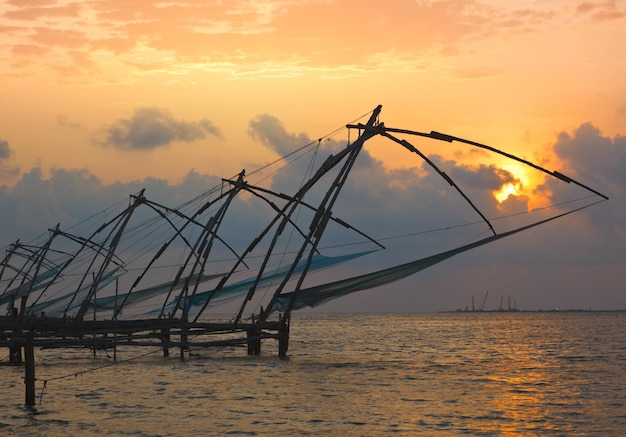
(451, 308), (626, 313)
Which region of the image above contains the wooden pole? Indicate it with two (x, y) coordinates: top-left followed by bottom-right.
(161, 327), (170, 357)
(180, 296), (187, 361)
(24, 333), (35, 407)
(278, 313), (290, 358)
(114, 277), (118, 361)
(9, 307), (22, 364)
(246, 327), (261, 355)
(246, 313), (261, 355)
(93, 272), (96, 357)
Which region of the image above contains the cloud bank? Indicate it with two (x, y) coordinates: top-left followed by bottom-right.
(0, 115), (622, 310)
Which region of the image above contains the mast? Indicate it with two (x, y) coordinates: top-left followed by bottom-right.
(150, 179), (246, 320)
(169, 170), (246, 320)
(262, 105), (383, 321)
(0, 240), (21, 314)
(18, 225), (61, 320)
(74, 191), (145, 322)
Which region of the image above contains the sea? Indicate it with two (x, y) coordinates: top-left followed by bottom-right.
(1, 312), (625, 436)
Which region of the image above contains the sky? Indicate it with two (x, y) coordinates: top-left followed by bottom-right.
(1, 0), (625, 312)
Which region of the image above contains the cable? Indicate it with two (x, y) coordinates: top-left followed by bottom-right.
(36, 347), (163, 405)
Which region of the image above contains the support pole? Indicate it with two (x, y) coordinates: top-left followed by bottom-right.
(278, 313), (290, 358)
(180, 299), (188, 361)
(114, 277), (118, 361)
(10, 307), (22, 364)
(24, 333), (35, 407)
(180, 324), (187, 361)
(246, 325), (261, 355)
(161, 327), (170, 357)
(92, 271), (97, 357)
(9, 340), (22, 364)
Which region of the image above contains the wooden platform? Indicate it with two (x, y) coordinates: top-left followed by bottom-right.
(1, 314), (290, 405)
(1, 315), (286, 352)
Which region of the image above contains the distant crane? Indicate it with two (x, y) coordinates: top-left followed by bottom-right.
(479, 291), (489, 311)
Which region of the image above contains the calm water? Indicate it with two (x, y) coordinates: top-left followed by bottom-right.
(1, 312), (625, 436)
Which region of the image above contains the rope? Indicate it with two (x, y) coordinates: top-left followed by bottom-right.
(99, 194), (602, 268)
(36, 347), (163, 405)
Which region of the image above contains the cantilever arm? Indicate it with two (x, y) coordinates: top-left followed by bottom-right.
(377, 129), (496, 236)
(379, 126), (609, 201)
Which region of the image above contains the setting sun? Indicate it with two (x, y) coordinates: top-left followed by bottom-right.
(494, 182), (521, 203)
(491, 160), (529, 204)
(491, 161), (551, 209)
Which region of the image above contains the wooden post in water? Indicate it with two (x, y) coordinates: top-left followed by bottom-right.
(113, 277), (118, 361)
(24, 332), (35, 407)
(92, 272), (97, 357)
(246, 326), (261, 355)
(9, 307), (22, 364)
(161, 327), (170, 357)
(278, 313), (290, 358)
(180, 323), (186, 361)
(180, 297), (187, 361)
(246, 313), (261, 355)
(9, 340), (22, 364)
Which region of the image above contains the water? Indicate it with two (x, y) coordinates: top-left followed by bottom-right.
(2, 312), (625, 436)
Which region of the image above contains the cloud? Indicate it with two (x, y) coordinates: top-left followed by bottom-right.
(57, 114), (82, 129)
(0, 139), (11, 160)
(0, 166), (221, 244)
(0, 0), (567, 80)
(553, 122), (625, 186)
(546, 122), (624, 234)
(0, 138), (19, 182)
(0, 115), (621, 311)
(3, 2), (82, 21)
(247, 113), (315, 156)
(576, 1), (626, 21)
(99, 107), (222, 150)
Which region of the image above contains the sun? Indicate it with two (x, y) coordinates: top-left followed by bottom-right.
(494, 182), (521, 203)
(492, 161), (533, 205)
(492, 161), (552, 210)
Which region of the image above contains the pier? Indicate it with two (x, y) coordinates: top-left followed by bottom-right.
(1, 314), (289, 406)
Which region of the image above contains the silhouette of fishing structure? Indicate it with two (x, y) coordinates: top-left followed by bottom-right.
(0, 106), (608, 406)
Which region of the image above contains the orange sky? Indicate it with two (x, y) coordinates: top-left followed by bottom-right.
(1, 0), (624, 188)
